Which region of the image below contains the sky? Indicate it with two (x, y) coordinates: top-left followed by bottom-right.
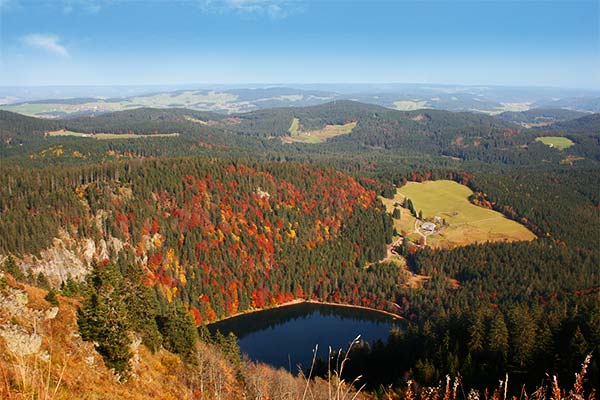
(0, 0), (599, 88)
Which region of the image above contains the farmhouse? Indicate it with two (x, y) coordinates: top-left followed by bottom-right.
(421, 221), (436, 233)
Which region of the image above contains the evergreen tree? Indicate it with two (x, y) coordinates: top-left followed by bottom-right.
(488, 312), (509, 363)
(468, 311), (486, 355)
(44, 289), (59, 306)
(77, 262), (132, 379)
(1, 256), (25, 281)
(158, 302), (198, 359)
(121, 264), (162, 352)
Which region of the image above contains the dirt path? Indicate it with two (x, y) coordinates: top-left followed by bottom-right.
(366, 236), (404, 267)
(413, 219), (427, 246)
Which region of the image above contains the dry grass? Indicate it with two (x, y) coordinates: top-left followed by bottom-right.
(300, 335), (368, 400)
(382, 354), (595, 400)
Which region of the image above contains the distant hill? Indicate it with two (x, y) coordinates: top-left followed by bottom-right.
(495, 108), (588, 127)
(0, 110), (59, 145)
(3, 100), (599, 167)
(4, 84), (600, 118)
(0, 87), (340, 118)
(535, 113), (600, 135)
(534, 96), (600, 113)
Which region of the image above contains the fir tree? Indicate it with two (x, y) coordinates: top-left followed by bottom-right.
(45, 289), (59, 306)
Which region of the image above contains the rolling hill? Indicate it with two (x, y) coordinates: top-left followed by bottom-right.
(3, 101), (600, 168)
(495, 108), (588, 127)
(4, 84), (600, 118)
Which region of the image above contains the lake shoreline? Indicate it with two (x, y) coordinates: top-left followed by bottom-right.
(205, 298), (403, 325)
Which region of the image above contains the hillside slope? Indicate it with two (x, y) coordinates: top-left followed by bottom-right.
(0, 271), (368, 399)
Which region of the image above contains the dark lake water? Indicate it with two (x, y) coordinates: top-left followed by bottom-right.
(207, 302), (402, 371)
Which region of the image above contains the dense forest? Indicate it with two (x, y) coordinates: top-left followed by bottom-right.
(329, 240), (599, 393)
(0, 158), (398, 324)
(3, 101), (598, 169)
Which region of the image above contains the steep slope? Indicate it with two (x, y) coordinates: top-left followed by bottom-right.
(0, 272), (367, 400)
(0, 158), (398, 324)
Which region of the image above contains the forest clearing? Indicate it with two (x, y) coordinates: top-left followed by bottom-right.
(384, 180), (535, 248)
(46, 129), (179, 140)
(535, 136), (575, 150)
(285, 117), (357, 143)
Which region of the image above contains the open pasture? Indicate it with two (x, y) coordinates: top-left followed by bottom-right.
(285, 118), (356, 143)
(535, 136), (574, 150)
(46, 129), (179, 140)
(391, 180), (535, 248)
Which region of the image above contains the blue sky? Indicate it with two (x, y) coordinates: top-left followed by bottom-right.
(0, 0), (598, 87)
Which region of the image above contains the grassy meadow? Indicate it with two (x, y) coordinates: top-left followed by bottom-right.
(285, 117), (356, 143)
(535, 136), (574, 150)
(384, 180), (535, 248)
(47, 130), (179, 140)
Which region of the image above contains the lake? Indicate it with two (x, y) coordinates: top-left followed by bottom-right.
(207, 302), (402, 371)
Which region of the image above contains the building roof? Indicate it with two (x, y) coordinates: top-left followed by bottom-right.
(421, 222), (436, 231)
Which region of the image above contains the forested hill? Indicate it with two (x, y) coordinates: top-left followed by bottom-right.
(1, 101), (599, 395)
(0, 110), (60, 146)
(534, 112), (600, 135)
(0, 158), (396, 323)
(495, 108), (588, 126)
(3, 101), (600, 169)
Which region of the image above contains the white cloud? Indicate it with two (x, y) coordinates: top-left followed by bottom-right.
(199, 0), (301, 19)
(21, 34), (70, 57)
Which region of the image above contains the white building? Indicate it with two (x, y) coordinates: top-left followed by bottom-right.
(421, 222), (436, 233)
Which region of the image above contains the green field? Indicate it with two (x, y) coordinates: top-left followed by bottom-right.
(285, 118), (356, 144)
(47, 130), (179, 140)
(288, 117), (301, 135)
(392, 100), (428, 111)
(390, 180), (535, 248)
(379, 195), (417, 237)
(535, 136), (574, 150)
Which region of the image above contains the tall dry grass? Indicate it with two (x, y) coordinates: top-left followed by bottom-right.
(380, 353), (595, 400)
(0, 352), (66, 400)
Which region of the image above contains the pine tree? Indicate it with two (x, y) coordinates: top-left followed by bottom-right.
(508, 306), (536, 367)
(121, 264), (162, 352)
(468, 312), (486, 355)
(158, 302), (198, 359)
(488, 312), (509, 363)
(1, 256), (25, 281)
(45, 289), (59, 306)
(77, 262), (132, 379)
